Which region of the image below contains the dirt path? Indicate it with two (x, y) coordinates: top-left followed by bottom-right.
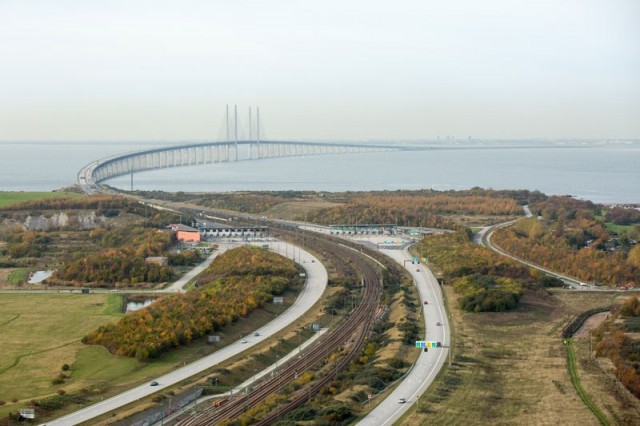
(573, 311), (609, 338)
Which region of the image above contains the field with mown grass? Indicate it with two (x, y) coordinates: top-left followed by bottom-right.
(0, 191), (81, 208)
(0, 294), (123, 413)
(0, 290), (299, 422)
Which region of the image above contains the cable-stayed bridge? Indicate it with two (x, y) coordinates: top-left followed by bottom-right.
(77, 106), (427, 194)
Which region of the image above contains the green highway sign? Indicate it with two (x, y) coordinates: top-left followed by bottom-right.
(416, 341), (441, 348)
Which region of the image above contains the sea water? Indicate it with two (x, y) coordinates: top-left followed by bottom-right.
(1, 141), (638, 204)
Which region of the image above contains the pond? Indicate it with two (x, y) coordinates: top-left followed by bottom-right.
(126, 299), (155, 312)
(28, 270), (54, 284)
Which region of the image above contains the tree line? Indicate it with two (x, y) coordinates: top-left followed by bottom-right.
(493, 197), (639, 286)
(306, 194), (524, 228)
(0, 194), (139, 212)
(2, 229), (51, 258)
(594, 296), (640, 399)
(49, 227), (176, 287)
(416, 231), (536, 312)
(83, 246), (301, 360)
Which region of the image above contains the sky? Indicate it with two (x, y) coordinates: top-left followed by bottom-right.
(0, 0), (638, 141)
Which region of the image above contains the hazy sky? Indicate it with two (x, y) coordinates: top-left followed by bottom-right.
(0, 0), (638, 141)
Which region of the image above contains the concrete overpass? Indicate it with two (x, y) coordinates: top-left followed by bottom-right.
(78, 140), (427, 194)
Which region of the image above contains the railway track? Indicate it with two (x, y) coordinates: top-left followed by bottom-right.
(175, 232), (383, 425)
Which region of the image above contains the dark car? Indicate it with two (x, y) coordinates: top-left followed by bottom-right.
(150, 381), (159, 386)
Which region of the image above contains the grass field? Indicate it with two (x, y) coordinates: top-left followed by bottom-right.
(262, 200), (340, 220)
(7, 268), (28, 285)
(0, 290), (301, 421)
(0, 294), (123, 410)
(604, 222), (636, 234)
(0, 191), (81, 208)
(401, 289), (640, 425)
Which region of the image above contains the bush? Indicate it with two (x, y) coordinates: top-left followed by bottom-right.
(454, 274), (520, 312)
(417, 231), (524, 313)
(459, 287), (519, 312)
(363, 375), (386, 391)
(351, 390), (368, 403)
(287, 406), (317, 421)
(389, 357), (409, 369)
(398, 320), (420, 344)
(625, 317), (640, 333)
(320, 404), (353, 423)
(375, 367), (402, 383)
(538, 275), (564, 288)
(61, 363), (70, 371)
(99, 208), (121, 218)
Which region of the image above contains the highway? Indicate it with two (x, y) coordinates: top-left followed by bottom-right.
(44, 241), (327, 426)
(478, 221), (604, 290)
(358, 247), (450, 426)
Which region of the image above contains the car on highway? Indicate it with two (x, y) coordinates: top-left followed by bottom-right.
(398, 397), (406, 403)
(241, 339), (248, 344)
(436, 321), (442, 326)
(424, 300), (428, 305)
(150, 381), (159, 386)
(253, 332), (260, 337)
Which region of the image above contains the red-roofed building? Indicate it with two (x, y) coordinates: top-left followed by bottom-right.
(169, 224), (201, 242)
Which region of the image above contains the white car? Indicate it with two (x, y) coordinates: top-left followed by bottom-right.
(241, 339), (248, 344)
(398, 397), (406, 403)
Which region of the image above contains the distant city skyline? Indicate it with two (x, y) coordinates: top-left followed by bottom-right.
(0, 0), (638, 141)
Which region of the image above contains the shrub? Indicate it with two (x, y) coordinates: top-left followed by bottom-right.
(320, 404), (353, 423)
(287, 406), (316, 421)
(389, 357), (409, 369)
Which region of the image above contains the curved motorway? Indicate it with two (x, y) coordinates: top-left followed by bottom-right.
(44, 242), (327, 426)
(358, 247), (450, 426)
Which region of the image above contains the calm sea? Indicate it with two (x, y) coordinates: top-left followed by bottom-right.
(1, 141), (639, 204)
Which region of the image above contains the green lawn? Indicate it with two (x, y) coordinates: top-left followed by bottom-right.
(0, 290), (300, 420)
(0, 294), (123, 407)
(604, 222), (636, 234)
(0, 191), (80, 208)
(7, 268), (29, 285)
